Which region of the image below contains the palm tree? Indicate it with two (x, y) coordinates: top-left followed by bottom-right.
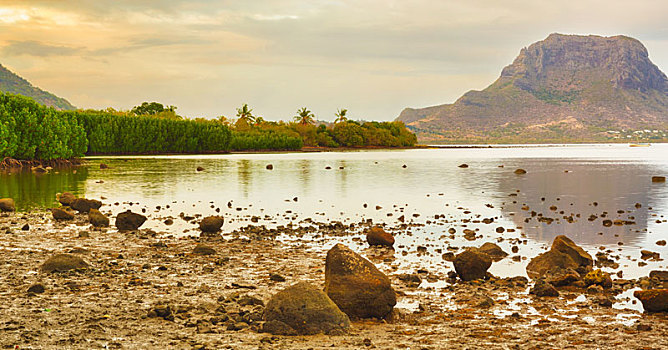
(236, 104), (255, 124)
(294, 107), (315, 125)
(334, 108), (348, 123)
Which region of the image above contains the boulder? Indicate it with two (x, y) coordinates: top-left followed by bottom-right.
(649, 270), (668, 282)
(651, 176), (666, 183)
(41, 254), (89, 273)
(324, 244), (396, 319)
(634, 289), (668, 312)
(263, 281), (351, 335)
(530, 279), (559, 297)
(199, 216), (224, 233)
(453, 248), (492, 281)
(115, 210), (147, 231)
(514, 168), (527, 174)
(27, 283), (45, 294)
(52, 208), (75, 220)
(71, 198), (102, 213)
(57, 192), (76, 206)
(0, 198), (15, 212)
(366, 226), (395, 247)
(545, 267), (581, 287)
(193, 244), (216, 255)
(583, 269), (612, 288)
(478, 242), (508, 261)
(88, 209), (109, 227)
(458, 164), (469, 168)
(526, 235), (592, 279)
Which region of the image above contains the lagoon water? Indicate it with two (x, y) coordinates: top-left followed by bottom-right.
(2, 144), (668, 279)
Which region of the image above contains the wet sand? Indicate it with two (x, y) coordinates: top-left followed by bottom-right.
(1, 210), (667, 350)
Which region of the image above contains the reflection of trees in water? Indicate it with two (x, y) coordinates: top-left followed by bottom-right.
(0, 167), (89, 210)
(297, 159), (312, 194)
(495, 160), (656, 246)
(336, 160), (348, 197)
(237, 159), (252, 198)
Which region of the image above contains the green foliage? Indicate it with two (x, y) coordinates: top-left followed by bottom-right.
(294, 107), (315, 125)
(0, 64), (76, 110)
(532, 88), (580, 105)
(131, 102), (178, 117)
(229, 130), (303, 151)
(0, 93), (86, 160)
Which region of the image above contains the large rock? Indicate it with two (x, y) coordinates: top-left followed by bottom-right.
(366, 226), (395, 247)
(41, 254), (89, 273)
(263, 282), (351, 335)
(70, 198), (102, 213)
(115, 210), (147, 231)
(453, 248), (492, 281)
(199, 216), (224, 233)
(634, 289), (668, 312)
(478, 242), (508, 261)
(0, 198), (15, 212)
(57, 192), (76, 206)
(526, 235), (592, 279)
(88, 209), (109, 227)
(52, 208), (75, 221)
(324, 244), (396, 319)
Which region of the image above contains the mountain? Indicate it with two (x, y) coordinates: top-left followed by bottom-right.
(397, 34), (668, 143)
(0, 64), (76, 110)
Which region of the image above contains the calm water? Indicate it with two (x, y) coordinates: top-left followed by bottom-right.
(2, 144), (668, 279)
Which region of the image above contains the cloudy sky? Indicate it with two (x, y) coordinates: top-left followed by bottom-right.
(0, 0), (666, 121)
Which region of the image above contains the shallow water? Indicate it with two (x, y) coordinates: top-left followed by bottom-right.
(2, 144), (668, 279)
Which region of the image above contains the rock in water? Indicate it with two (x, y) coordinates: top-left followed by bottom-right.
(193, 244), (216, 255)
(41, 254), (89, 273)
(584, 269), (612, 288)
(453, 248), (492, 281)
(71, 198), (102, 213)
(57, 192), (76, 206)
(366, 226), (395, 247)
(324, 244), (396, 319)
(88, 209), (109, 227)
(514, 168), (527, 174)
(634, 289), (668, 312)
(526, 235), (593, 279)
(115, 210), (147, 231)
(199, 216), (224, 233)
(0, 198), (15, 212)
(652, 176), (666, 183)
(263, 282), (351, 335)
(52, 208), (75, 220)
(478, 242), (508, 261)
(530, 279), (560, 297)
(100, 163), (109, 169)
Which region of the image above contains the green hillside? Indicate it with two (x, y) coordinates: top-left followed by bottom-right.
(0, 64), (75, 110)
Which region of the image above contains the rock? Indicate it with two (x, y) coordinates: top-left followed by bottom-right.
(51, 208), (75, 220)
(58, 192), (76, 206)
(71, 198), (102, 213)
(657, 240), (666, 246)
(31, 166), (48, 174)
(115, 210), (147, 231)
(0, 198), (15, 212)
(649, 270), (668, 282)
(478, 242), (508, 261)
(458, 164), (468, 168)
(633, 289), (668, 312)
(269, 273), (286, 282)
(27, 283), (45, 294)
(453, 248), (492, 281)
(193, 244), (216, 255)
(263, 281), (351, 335)
(545, 267), (581, 287)
(651, 176), (665, 183)
(100, 163), (109, 169)
(88, 209), (109, 227)
(40, 254), (89, 273)
(397, 274), (422, 287)
(583, 269), (612, 288)
(514, 168), (527, 174)
(324, 244), (396, 319)
(641, 250), (660, 260)
(266, 164), (273, 170)
(365, 226), (395, 247)
(196, 166), (204, 172)
(199, 216), (224, 233)
(526, 235), (592, 279)
(530, 279), (559, 297)
(21, 224), (29, 231)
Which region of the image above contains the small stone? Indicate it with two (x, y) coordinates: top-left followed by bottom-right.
(196, 166), (205, 172)
(193, 244), (216, 255)
(269, 273), (286, 282)
(514, 168), (527, 175)
(366, 226), (395, 247)
(21, 224), (29, 231)
(453, 248), (492, 281)
(100, 163), (109, 169)
(529, 279), (559, 297)
(199, 216), (224, 233)
(27, 283), (45, 294)
(266, 164), (273, 170)
(651, 176), (666, 183)
(40, 254), (89, 273)
(51, 208), (75, 221)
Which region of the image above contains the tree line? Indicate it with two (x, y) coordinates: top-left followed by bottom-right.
(0, 93), (416, 160)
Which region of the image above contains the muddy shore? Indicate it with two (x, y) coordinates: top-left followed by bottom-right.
(0, 209), (667, 350)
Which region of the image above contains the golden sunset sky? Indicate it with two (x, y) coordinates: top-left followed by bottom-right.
(1, 0), (666, 120)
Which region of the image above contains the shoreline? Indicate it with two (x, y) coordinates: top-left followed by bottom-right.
(0, 208), (666, 349)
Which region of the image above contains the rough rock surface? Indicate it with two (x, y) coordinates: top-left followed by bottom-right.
(634, 289), (668, 312)
(193, 244), (216, 255)
(0, 198), (15, 212)
(453, 248), (492, 281)
(40, 254), (89, 273)
(88, 209), (109, 227)
(530, 279), (560, 297)
(263, 282), (351, 335)
(52, 208), (75, 220)
(115, 211), (147, 231)
(526, 235), (592, 279)
(57, 192), (76, 206)
(478, 242), (508, 261)
(324, 244), (396, 319)
(199, 216), (224, 233)
(366, 226), (395, 247)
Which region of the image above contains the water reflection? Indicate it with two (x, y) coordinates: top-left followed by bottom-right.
(0, 167), (89, 211)
(494, 160), (659, 246)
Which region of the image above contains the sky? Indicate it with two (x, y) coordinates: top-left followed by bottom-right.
(0, 0), (666, 122)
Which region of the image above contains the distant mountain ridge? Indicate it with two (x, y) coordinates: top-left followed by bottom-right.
(397, 34), (668, 143)
(0, 64), (75, 110)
